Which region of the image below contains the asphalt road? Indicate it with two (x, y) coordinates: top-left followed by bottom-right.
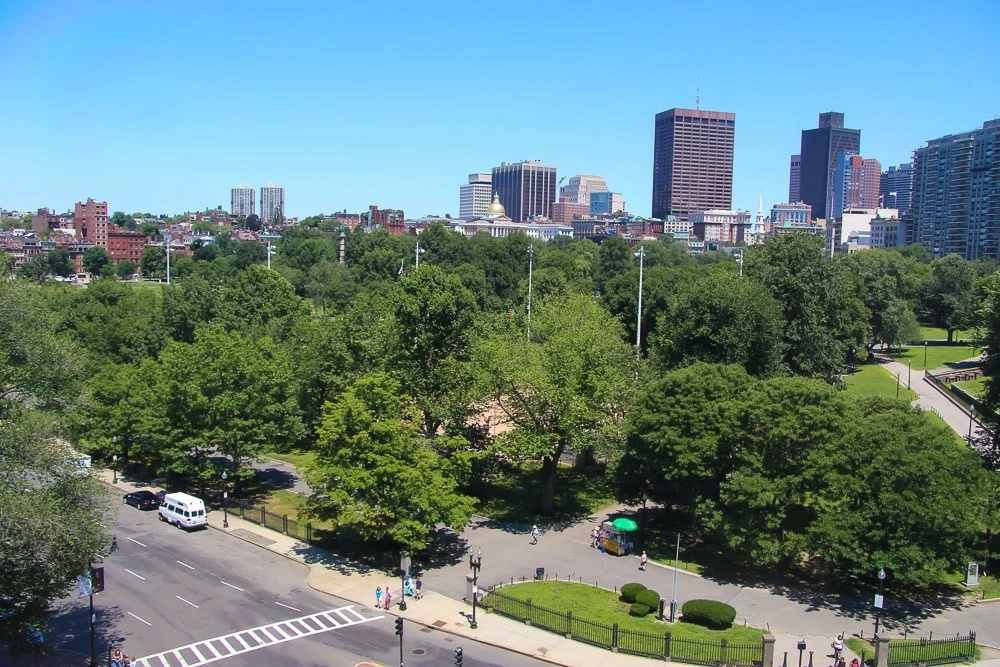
(34, 501), (546, 667)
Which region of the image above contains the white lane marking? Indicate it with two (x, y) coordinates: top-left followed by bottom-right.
(123, 568), (146, 581)
(134, 606), (382, 667)
(126, 536), (147, 548)
(176, 595), (199, 608)
(274, 601), (300, 612)
(219, 580), (244, 592)
(128, 611), (152, 626)
(176, 560), (195, 570)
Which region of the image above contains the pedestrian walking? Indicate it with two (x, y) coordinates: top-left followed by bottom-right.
(591, 526), (599, 548)
(639, 551), (648, 571)
(384, 587), (392, 610)
(530, 525), (539, 545)
(375, 586), (382, 609)
(415, 577), (423, 600)
(832, 634), (844, 661)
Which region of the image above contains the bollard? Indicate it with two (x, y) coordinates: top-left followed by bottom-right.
(782, 651), (788, 667)
(808, 650), (814, 667)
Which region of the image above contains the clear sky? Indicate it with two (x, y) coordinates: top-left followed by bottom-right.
(2, 0), (998, 220)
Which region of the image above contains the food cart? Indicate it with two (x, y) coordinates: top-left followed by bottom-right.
(601, 519), (636, 556)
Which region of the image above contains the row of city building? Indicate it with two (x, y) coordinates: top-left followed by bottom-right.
(230, 183), (286, 223)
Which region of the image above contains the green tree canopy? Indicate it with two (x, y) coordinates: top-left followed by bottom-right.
(46, 248), (74, 278)
(82, 246), (111, 277)
(307, 373), (476, 550)
(921, 254), (976, 342)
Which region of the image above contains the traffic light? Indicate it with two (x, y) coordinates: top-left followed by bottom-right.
(454, 646), (463, 666)
(394, 617), (403, 637)
(90, 566), (105, 593)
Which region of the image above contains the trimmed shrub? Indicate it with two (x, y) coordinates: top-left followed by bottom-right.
(635, 589), (661, 610)
(681, 599), (737, 629)
(620, 582), (647, 603)
(629, 603), (651, 617)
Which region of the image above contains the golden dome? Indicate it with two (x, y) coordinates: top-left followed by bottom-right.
(487, 192), (505, 217)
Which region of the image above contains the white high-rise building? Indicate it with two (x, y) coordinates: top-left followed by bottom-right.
(460, 173), (492, 219)
(559, 175), (608, 205)
(260, 184), (285, 224)
(231, 184), (256, 217)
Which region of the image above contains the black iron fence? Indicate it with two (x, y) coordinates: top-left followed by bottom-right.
(886, 632), (976, 667)
(481, 583), (763, 666)
(229, 498), (319, 543)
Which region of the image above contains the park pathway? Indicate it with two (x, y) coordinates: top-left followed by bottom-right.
(876, 355), (979, 438)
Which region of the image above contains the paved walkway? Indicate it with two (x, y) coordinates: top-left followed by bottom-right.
(874, 353), (982, 438)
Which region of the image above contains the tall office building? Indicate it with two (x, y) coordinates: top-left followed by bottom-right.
(459, 173), (493, 219)
(881, 163), (913, 215)
(652, 108), (735, 221)
(799, 112), (861, 220)
(590, 192), (626, 215)
(560, 175), (608, 204)
(260, 184), (285, 224)
(832, 154), (881, 217)
(788, 155), (801, 203)
(910, 119), (1000, 259)
(491, 161), (557, 222)
(231, 184), (256, 217)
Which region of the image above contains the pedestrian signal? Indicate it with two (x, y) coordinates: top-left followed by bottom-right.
(454, 646), (463, 666)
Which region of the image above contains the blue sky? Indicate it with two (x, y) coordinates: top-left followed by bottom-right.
(2, 0), (998, 219)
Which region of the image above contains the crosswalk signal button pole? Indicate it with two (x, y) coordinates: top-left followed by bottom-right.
(455, 646), (463, 666)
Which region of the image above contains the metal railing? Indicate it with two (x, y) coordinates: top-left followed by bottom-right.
(481, 583), (763, 665)
(229, 498), (317, 543)
(887, 632), (976, 667)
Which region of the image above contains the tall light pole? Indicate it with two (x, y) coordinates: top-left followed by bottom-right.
(907, 359), (912, 389)
(526, 244), (534, 341)
(669, 533), (680, 622)
(469, 547), (483, 629)
(737, 248), (744, 277)
(415, 242), (424, 268)
(111, 436), (118, 484)
(163, 233), (171, 284)
(266, 239), (276, 270)
(873, 567), (887, 636)
(924, 341), (929, 367)
(221, 471), (229, 529)
(634, 246), (645, 358)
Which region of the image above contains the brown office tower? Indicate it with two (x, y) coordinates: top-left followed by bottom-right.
(492, 161), (558, 222)
(652, 108), (735, 222)
(73, 198), (109, 246)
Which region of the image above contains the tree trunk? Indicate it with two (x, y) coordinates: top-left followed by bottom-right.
(986, 526), (993, 578)
(540, 441), (566, 515)
(947, 328), (954, 343)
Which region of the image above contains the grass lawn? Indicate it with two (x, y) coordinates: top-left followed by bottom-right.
(919, 326), (978, 343)
(954, 377), (987, 398)
(484, 581), (762, 644)
(890, 345), (977, 371)
(262, 488), (333, 531)
(846, 635), (978, 666)
(921, 411), (969, 448)
(474, 462), (616, 524)
(843, 364), (917, 401)
(262, 449), (317, 471)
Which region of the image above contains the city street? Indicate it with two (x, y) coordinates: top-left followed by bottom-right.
(32, 501), (545, 667)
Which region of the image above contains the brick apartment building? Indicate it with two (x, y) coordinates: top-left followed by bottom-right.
(74, 198), (109, 246)
(106, 228), (149, 264)
(369, 205), (406, 235)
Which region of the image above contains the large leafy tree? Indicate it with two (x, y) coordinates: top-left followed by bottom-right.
(46, 248), (74, 278)
(811, 398), (984, 584)
(472, 294), (635, 514)
(839, 249), (926, 350)
(307, 373), (476, 550)
(0, 414), (114, 658)
(82, 246), (111, 277)
(745, 234), (868, 380)
(217, 264), (309, 339)
(921, 254), (977, 342)
(652, 271), (786, 377)
(140, 245), (167, 279)
(150, 328), (305, 482)
(390, 265), (479, 437)
(16, 255), (50, 283)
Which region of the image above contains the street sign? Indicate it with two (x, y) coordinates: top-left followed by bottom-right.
(91, 566), (105, 593)
(874, 594), (884, 609)
(77, 575), (92, 599)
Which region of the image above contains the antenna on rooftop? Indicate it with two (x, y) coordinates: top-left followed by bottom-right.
(696, 74), (700, 110)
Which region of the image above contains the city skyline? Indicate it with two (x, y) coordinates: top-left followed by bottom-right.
(1, 1), (997, 220)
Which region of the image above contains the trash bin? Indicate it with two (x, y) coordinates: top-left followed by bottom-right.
(535, 567), (545, 580)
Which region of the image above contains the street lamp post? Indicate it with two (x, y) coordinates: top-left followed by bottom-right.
(873, 567), (887, 636)
(669, 533), (680, 622)
(907, 359), (912, 389)
(896, 372), (900, 398)
(112, 435), (118, 484)
(924, 341), (928, 367)
(414, 242), (424, 268)
(640, 490), (648, 550)
(221, 471), (229, 528)
(526, 245), (534, 341)
(469, 547), (483, 629)
(634, 246), (645, 359)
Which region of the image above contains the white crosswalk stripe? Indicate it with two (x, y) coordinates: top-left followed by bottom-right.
(133, 605), (382, 667)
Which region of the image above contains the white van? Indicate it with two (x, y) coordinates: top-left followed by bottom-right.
(158, 492), (208, 530)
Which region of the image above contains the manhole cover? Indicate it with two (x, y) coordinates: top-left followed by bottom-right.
(412, 649), (426, 656)
(432, 620), (447, 628)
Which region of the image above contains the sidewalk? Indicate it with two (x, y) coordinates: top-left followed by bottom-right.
(878, 357), (976, 437)
(102, 471), (671, 666)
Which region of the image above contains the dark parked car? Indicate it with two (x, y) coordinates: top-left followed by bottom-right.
(123, 490), (160, 510)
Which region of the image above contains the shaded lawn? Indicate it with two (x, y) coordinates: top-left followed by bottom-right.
(263, 488), (334, 531)
(843, 364), (917, 401)
(474, 462), (616, 524)
(262, 449), (317, 471)
(890, 345), (977, 371)
(847, 633), (978, 666)
(484, 580), (763, 643)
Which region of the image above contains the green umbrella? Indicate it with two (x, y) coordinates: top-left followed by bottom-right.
(612, 517), (638, 532)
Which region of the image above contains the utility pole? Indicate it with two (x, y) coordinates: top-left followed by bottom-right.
(526, 244), (534, 341)
(634, 246), (645, 358)
(669, 533), (680, 622)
